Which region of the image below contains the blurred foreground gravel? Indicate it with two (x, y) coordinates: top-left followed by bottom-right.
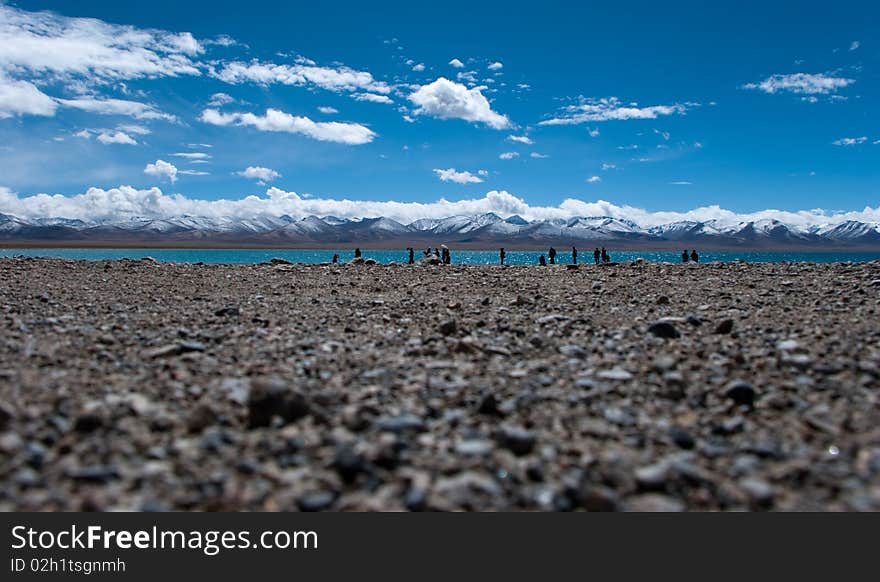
(1, 256), (879, 511)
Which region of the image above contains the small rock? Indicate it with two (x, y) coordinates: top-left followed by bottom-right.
(214, 306), (240, 317)
(656, 296), (670, 305)
(247, 378), (310, 428)
(714, 319), (735, 334)
(438, 319), (457, 336)
(497, 425), (536, 456)
(598, 368), (633, 381)
(624, 494), (685, 512)
(187, 404), (217, 433)
(456, 440), (494, 456)
(73, 412), (104, 433)
(669, 426), (695, 449)
(297, 491), (337, 512)
(378, 414), (426, 433)
(724, 380), (757, 408)
(0, 400), (15, 431)
(648, 321), (680, 339)
(69, 466), (120, 484)
(333, 447), (367, 484)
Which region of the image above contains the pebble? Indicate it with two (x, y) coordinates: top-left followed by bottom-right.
(648, 321), (680, 339)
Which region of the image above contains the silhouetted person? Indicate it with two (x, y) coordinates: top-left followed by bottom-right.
(332, 254), (339, 264)
(601, 247), (609, 263)
(572, 247), (578, 265)
(442, 248), (451, 264)
(691, 250), (699, 263)
(500, 248), (506, 265)
(354, 248), (361, 258)
(539, 255), (546, 266)
(408, 248), (414, 264)
(424, 248), (431, 257)
(594, 248), (601, 265)
(548, 247), (557, 264)
(682, 249), (689, 263)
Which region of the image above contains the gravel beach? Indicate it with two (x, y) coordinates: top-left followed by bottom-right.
(1, 256), (879, 511)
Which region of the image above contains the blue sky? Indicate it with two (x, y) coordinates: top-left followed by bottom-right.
(0, 0), (878, 225)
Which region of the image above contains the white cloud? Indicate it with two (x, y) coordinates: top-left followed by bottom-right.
(351, 92), (393, 104)
(5, 186), (880, 230)
(144, 160), (177, 183)
(540, 96), (690, 125)
(588, 128), (600, 137)
(118, 124), (151, 136)
(850, 41), (860, 51)
(208, 92), (235, 107)
(412, 63), (425, 72)
(199, 108), (376, 145)
(0, 5), (202, 85)
(433, 168), (484, 184)
(669, 181), (692, 185)
(832, 136), (868, 146)
(530, 152), (549, 158)
(170, 152), (211, 159)
(211, 60), (391, 94)
(318, 106), (338, 114)
(507, 135), (533, 144)
(237, 166), (280, 184)
(0, 74), (57, 118)
(487, 61), (503, 70)
(178, 170), (209, 176)
(57, 97), (176, 121)
(743, 73), (855, 95)
(448, 58), (465, 68)
(586, 176), (601, 183)
(499, 152), (519, 160)
(408, 77), (510, 129)
(96, 130), (137, 145)
(601, 163), (617, 170)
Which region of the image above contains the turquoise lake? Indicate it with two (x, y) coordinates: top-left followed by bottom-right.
(2, 248), (879, 264)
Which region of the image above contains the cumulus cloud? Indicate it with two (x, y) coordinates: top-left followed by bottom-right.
(488, 61), (503, 70)
(143, 160), (177, 183)
(849, 41), (860, 51)
(237, 166), (280, 184)
(499, 152), (519, 160)
(412, 63), (425, 72)
(170, 152), (211, 159)
(586, 176), (601, 183)
(507, 134), (533, 144)
(832, 136), (868, 146)
(317, 106), (338, 114)
(211, 60), (390, 94)
(540, 96), (690, 126)
(4, 186), (880, 230)
(0, 74), (57, 118)
(208, 92), (235, 107)
(433, 168), (484, 184)
(588, 128), (600, 137)
(408, 77), (510, 129)
(0, 5), (202, 85)
(743, 73), (855, 95)
(96, 130), (137, 145)
(57, 97), (176, 121)
(199, 108), (376, 145)
(448, 58), (465, 68)
(351, 92), (393, 104)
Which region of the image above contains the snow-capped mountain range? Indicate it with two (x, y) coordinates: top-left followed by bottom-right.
(2, 211), (880, 248)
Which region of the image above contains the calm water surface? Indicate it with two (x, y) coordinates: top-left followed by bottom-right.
(2, 248), (879, 264)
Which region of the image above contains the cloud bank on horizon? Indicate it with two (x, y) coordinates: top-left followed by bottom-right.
(2, 185), (878, 229)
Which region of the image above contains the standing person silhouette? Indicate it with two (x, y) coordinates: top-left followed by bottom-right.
(332, 254), (339, 264)
(539, 255), (546, 266)
(354, 248), (361, 258)
(408, 248), (414, 264)
(500, 248), (506, 265)
(593, 248), (601, 265)
(690, 249), (699, 263)
(681, 249), (689, 263)
(601, 247), (609, 263)
(572, 247), (578, 265)
(548, 247), (557, 264)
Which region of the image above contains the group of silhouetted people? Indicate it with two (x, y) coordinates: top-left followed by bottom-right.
(682, 249), (699, 263)
(344, 246), (699, 266)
